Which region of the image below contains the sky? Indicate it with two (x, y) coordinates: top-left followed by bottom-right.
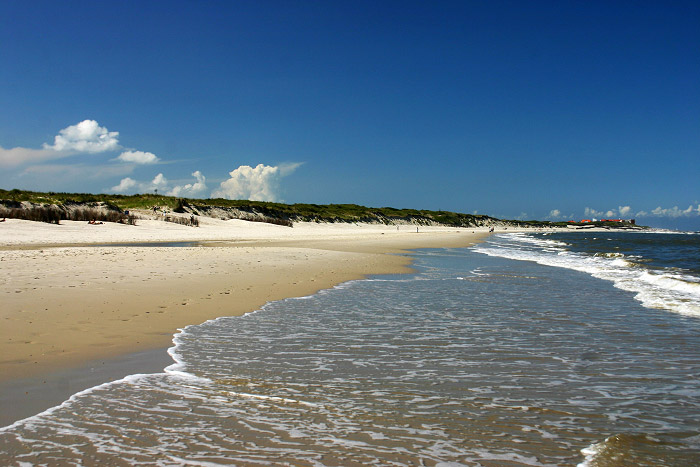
(1, 1), (698, 230)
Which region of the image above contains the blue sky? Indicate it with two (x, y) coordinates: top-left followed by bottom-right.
(1, 1), (698, 230)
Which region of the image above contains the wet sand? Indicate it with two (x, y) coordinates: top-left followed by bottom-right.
(0, 348), (172, 428)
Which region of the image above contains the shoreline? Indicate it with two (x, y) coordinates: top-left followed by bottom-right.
(2, 224), (695, 464)
(1, 218), (496, 426)
(0, 347), (173, 428)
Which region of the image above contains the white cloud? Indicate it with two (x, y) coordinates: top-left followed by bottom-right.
(212, 163), (301, 201)
(108, 171), (210, 196)
(116, 150), (159, 165)
(111, 177), (137, 193)
(546, 209), (574, 220)
(20, 162), (135, 182)
(108, 174), (167, 194)
(279, 162), (303, 176)
(585, 204), (700, 220)
(584, 206), (635, 219)
(648, 205), (700, 218)
(43, 120), (120, 153)
(1, 120), (123, 169)
(584, 207), (603, 218)
(618, 205), (632, 216)
(168, 171), (207, 197)
(0, 146), (62, 168)
(150, 173), (168, 190)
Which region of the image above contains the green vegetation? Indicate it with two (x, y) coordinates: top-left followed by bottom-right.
(0, 188), (645, 229)
(0, 188), (178, 211)
(0, 188), (497, 227)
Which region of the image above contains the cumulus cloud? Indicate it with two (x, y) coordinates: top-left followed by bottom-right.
(111, 177), (137, 193)
(585, 206), (634, 219)
(168, 171), (207, 197)
(584, 207), (603, 218)
(584, 204), (700, 220)
(109, 171), (211, 196)
(548, 209), (562, 219)
(150, 173), (168, 190)
(212, 163), (301, 201)
(1, 119), (124, 169)
(647, 204), (700, 218)
(111, 173), (170, 194)
(116, 150), (159, 165)
(43, 120), (120, 153)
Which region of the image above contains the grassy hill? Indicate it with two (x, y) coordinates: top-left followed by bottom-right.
(0, 188), (643, 229)
(0, 188), (500, 227)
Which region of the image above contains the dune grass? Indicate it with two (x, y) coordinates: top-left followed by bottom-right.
(0, 188), (644, 229)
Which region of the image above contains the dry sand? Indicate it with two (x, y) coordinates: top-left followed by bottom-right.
(1, 217), (492, 384)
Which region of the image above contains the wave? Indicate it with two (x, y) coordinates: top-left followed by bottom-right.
(578, 431), (700, 467)
(472, 233), (700, 317)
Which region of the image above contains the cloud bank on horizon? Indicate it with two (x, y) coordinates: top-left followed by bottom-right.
(542, 204), (700, 222)
(2, 119), (301, 203)
(0, 119), (697, 222)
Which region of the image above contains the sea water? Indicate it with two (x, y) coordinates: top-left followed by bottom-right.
(1, 231), (699, 466)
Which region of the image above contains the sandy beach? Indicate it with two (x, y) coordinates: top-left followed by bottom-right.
(0, 216), (499, 424)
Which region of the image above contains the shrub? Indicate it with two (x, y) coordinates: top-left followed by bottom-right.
(0, 205), (61, 224)
(67, 207), (136, 225)
(163, 215), (199, 227)
(0, 204), (137, 225)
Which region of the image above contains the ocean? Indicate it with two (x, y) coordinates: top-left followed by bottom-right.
(1, 231), (699, 466)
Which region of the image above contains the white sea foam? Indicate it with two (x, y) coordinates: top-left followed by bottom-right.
(3, 244), (699, 465)
(225, 391), (320, 407)
(0, 373), (155, 433)
(577, 440), (602, 467)
(472, 233), (700, 317)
